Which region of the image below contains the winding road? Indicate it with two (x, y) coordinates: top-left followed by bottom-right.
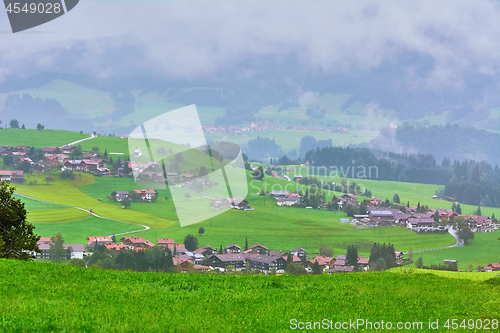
(403, 225), (463, 254)
(59, 133), (98, 148)
(15, 192), (149, 237)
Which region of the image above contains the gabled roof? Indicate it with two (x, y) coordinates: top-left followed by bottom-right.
(249, 243), (269, 251)
(121, 236), (155, 247)
(106, 244), (127, 250)
(290, 247), (306, 253)
(157, 238), (175, 244)
(270, 250), (287, 257)
(225, 243), (241, 249)
(132, 189), (156, 194)
(210, 253), (246, 262)
(281, 254), (301, 262)
(358, 258), (370, 264)
(246, 254), (283, 264)
(86, 236), (113, 245)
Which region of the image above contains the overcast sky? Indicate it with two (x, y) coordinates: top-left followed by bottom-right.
(1, 0), (499, 88)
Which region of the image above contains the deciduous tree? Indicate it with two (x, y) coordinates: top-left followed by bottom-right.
(49, 232), (65, 262)
(184, 234), (198, 251)
(0, 182), (39, 260)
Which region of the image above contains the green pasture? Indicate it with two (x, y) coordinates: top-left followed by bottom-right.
(79, 136), (129, 155)
(13, 173), (176, 230)
(1, 259), (500, 332)
(32, 216), (144, 244)
(0, 129), (89, 148)
(28, 208), (89, 223)
(13, 195), (66, 211)
(284, 166), (500, 216)
(406, 230), (500, 270)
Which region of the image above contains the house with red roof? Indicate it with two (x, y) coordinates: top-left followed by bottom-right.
(132, 189), (156, 201)
(121, 236), (155, 249)
(0, 170), (24, 182)
(157, 238), (175, 250)
(106, 244), (127, 251)
(247, 243), (269, 254)
(86, 236), (113, 250)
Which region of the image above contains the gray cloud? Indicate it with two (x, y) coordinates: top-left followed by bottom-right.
(0, 0), (499, 87)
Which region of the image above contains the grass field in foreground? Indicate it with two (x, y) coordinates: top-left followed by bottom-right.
(1, 259), (500, 332)
(388, 267), (499, 281)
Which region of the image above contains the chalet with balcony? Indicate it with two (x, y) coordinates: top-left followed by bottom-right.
(132, 189), (156, 201)
(225, 243), (242, 253)
(246, 254), (286, 271)
(0, 170), (24, 182)
(41, 147), (62, 156)
(208, 253), (246, 269)
(114, 191), (129, 202)
(290, 247), (307, 258)
(86, 236), (113, 250)
(121, 236), (155, 249)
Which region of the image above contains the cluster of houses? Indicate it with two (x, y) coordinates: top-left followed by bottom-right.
(269, 190), (302, 206)
(332, 193), (499, 233)
(0, 145), (111, 176)
(35, 234), (499, 273)
(482, 262), (500, 272)
(210, 198), (252, 210)
(80, 236), (402, 274)
(35, 237), (85, 259)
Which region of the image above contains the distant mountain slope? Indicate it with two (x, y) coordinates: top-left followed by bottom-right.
(365, 123), (500, 166)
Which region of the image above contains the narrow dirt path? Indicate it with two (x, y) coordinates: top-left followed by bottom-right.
(59, 133), (98, 148)
(14, 192), (150, 236)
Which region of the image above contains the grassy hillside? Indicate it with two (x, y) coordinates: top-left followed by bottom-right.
(0, 129), (89, 148)
(1, 259), (499, 332)
(285, 166), (500, 217)
(15, 193), (144, 244)
(405, 231), (500, 271)
(13, 172), (456, 257)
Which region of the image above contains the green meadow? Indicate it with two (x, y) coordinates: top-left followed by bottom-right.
(0, 129), (89, 148)
(33, 217), (142, 244)
(15, 172), (456, 257)
(14, 191), (144, 244)
(406, 231), (500, 271)
(1, 259), (500, 332)
(14, 173), (176, 230)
